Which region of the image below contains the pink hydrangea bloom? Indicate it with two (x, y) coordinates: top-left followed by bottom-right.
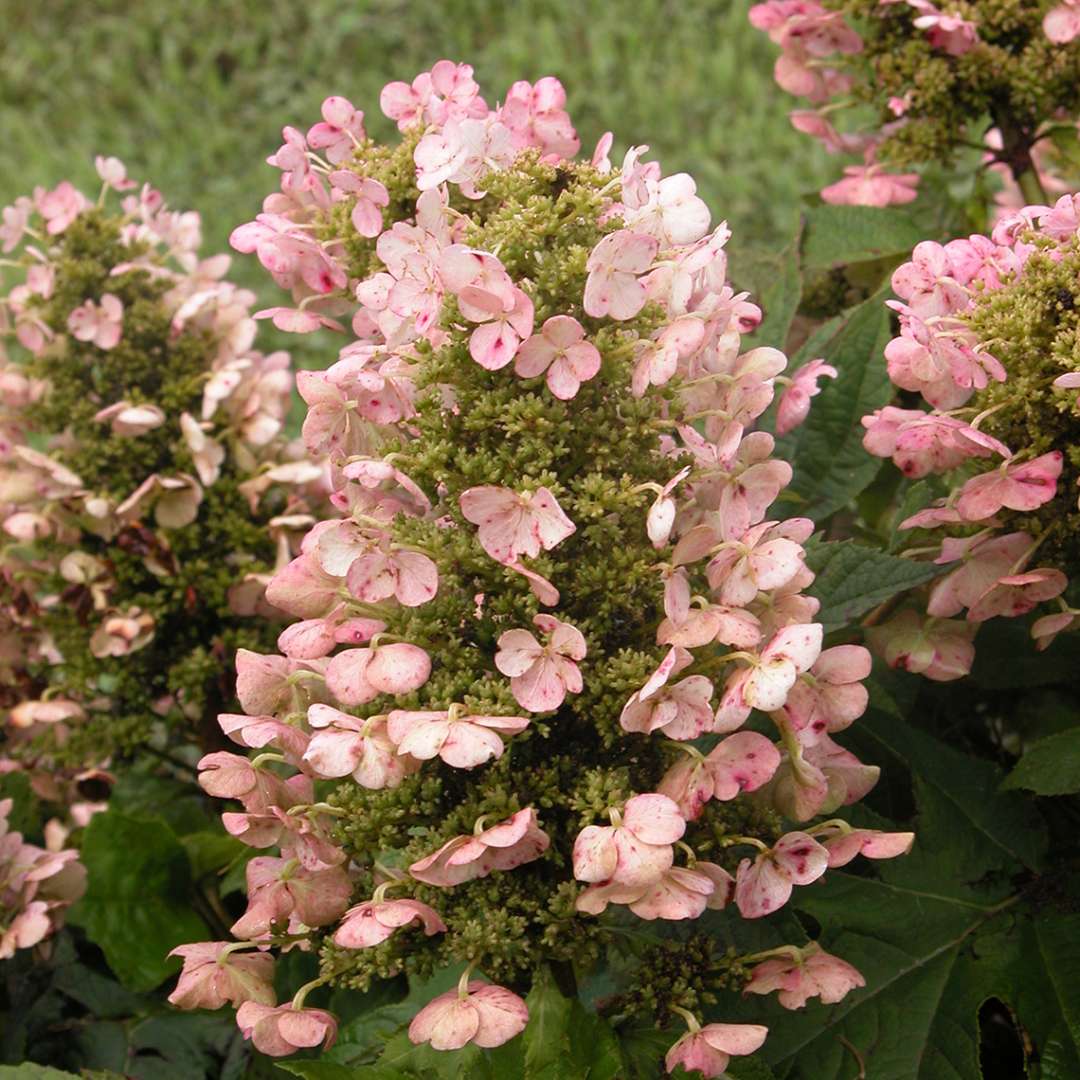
(494, 614), (586, 712)
(1045, 0), (1080, 43)
(409, 808), (550, 886)
(167, 943), (276, 1010)
(307, 96), (367, 164)
(821, 163), (920, 208)
(775, 360), (837, 435)
(386, 706), (530, 769)
(573, 793), (684, 887)
(459, 484), (575, 563)
(409, 981), (528, 1051)
(734, 831), (829, 918)
(583, 230), (659, 320)
(67, 293), (124, 349)
(303, 706), (421, 789)
(665, 1022), (769, 1079)
(745, 942), (866, 1009)
(334, 897), (446, 948)
(514, 315), (601, 399)
(236, 1002), (338, 1057)
(818, 826), (915, 867)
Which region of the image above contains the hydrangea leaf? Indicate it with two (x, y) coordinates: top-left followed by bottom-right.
(1001, 729), (1080, 796)
(777, 292), (894, 521)
(800, 205), (925, 269)
(737, 225), (804, 352)
(66, 810), (210, 992)
(803, 539), (944, 632)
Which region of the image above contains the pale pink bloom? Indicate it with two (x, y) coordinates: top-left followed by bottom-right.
(90, 400), (165, 436)
(387, 707), (530, 769)
(334, 897), (446, 948)
(790, 109), (866, 153)
(505, 559), (561, 605)
(929, 532), (1065, 621)
(620, 673), (714, 740)
(1046, 0), (1080, 43)
(459, 484), (575, 564)
(328, 172), (389, 237)
(236, 1003), (338, 1058)
(646, 466), (691, 548)
(777, 644), (871, 741)
(1, 199), (31, 252)
(632, 316), (705, 398)
(706, 432), (793, 540)
(704, 521), (807, 606)
(514, 315), (601, 399)
(67, 293), (124, 349)
(1032, 610), (1079, 649)
(346, 544), (439, 607)
(572, 793), (684, 886)
(583, 230), (659, 320)
(325, 643), (431, 705)
(409, 808), (550, 886)
(167, 943), (276, 1010)
(821, 163), (919, 208)
(218, 713), (310, 767)
(230, 213), (347, 295)
(636, 645), (695, 702)
(36, 180), (87, 234)
(266, 126), (314, 192)
(656, 754), (719, 820)
(735, 831), (829, 918)
(495, 614), (586, 712)
(303, 706), (421, 788)
(177, 412), (225, 486)
(88, 607), (155, 658)
(706, 731), (783, 799)
(1054, 371), (1080, 390)
(895, 0), (978, 55)
(861, 406), (1009, 478)
(265, 553), (342, 621)
(776, 359), (837, 435)
(819, 826), (915, 867)
(967, 568), (1068, 623)
(95, 155), (136, 191)
(665, 1022), (768, 1079)
(578, 864), (717, 919)
(715, 624), (823, 730)
(868, 610), (975, 681)
(414, 116), (515, 194)
(745, 942), (865, 1009)
(235, 650), (330, 716)
(954, 452), (1062, 521)
(928, 531), (1032, 618)
(624, 172), (711, 247)
(115, 472), (203, 528)
(231, 857), (353, 938)
(803, 736), (880, 809)
(307, 96), (367, 164)
(657, 601), (762, 651)
(891, 240), (969, 316)
(466, 286), (535, 370)
(408, 981), (528, 1051)
(499, 77), (580, 159)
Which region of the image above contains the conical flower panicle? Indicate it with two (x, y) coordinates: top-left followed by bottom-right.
(187, 62), (909, 1068)
(0, 162), (319, 770)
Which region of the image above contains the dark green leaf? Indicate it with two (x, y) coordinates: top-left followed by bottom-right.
(278, 1064), (367, 1080)
(800, 205), (923, 269)
(1001, 730), (1080, 796)
(737, 226), (803, 352)
(804, 540), (943, 631)
(970, 620), (1079, 689)
(524, 967), (575, 1080)
(777, 292), (894, 521)
(67, 810), (209, 992)
(0, 770), (41, 836)
(0, 1068), (81, 1079)
(180, 830), (248, 882)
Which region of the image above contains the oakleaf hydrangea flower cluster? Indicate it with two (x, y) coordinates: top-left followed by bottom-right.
(0, 164), (322, 768)
(749, 1), (1080, 207)
(177, 62), (912, 1072)
(863, 194), (1080, 673)
(0, 796), (85, 960)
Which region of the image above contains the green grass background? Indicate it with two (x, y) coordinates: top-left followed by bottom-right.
(0, 0), (831, 307)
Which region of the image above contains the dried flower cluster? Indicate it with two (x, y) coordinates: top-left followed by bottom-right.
(749, 1), (1080, 207)
(170, 63), (912, 1072)
(863, 194), (1080, 675)
(0, 161), (322, 770)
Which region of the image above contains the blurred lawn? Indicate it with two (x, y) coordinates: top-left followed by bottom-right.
(0, 0), (831, 312)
